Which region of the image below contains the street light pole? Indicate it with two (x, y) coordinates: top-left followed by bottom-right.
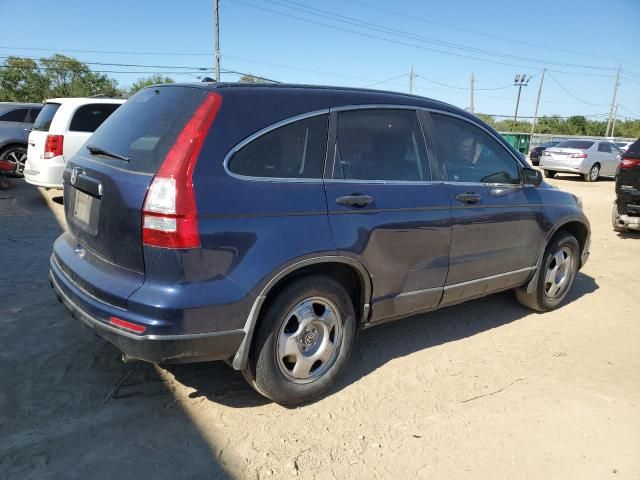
(512, 73), (531, 132)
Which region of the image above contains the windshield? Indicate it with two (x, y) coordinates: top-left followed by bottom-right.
(33, 103), (60, 132)
(554, 140), (594, 150)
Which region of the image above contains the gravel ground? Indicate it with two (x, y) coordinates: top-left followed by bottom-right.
(1, 174), (638, 480)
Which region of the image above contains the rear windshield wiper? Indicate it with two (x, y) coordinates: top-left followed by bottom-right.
(86, 144), (130, 162)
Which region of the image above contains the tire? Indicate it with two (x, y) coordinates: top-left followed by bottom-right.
(584, 164), (600, 182)
(612, 203), (626, 233)
(0, 145), (27, 176)
(544, 170), (556, 178)
(243, 275), (357, 406)
(0, 177), (11, 191)
(515, 232), (580, 312)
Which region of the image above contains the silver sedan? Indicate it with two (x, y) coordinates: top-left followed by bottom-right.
(540, 139), (623, 182)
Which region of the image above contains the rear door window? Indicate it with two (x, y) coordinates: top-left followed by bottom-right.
(69, 103), (121, 132)
(33, 103), (61, 131)
(333, 109), (429, 181)
(228, 115), (328, 179)
(84, 87), (210, 174)
(0, 108), (29, 123)
(598, 142), (611, 153)
(430, 113), (520, 184)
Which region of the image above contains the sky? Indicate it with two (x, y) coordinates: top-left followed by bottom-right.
(1, 0), (639, 120)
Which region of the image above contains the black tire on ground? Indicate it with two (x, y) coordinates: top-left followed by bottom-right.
(584, 163), (600, 182)
(544, 170), (556, 178)
(515, 232), (580, 312)
(242, 275), (357, 406)
(612, 203), (626, 233)
(0, 145), (27, 176)
(0, 177), (11, 190)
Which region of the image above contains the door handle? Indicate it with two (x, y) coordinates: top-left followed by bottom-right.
(336, 194), (374, 208)
(455, 192), (482, 204)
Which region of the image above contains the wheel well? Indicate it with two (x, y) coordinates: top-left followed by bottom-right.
(0, 143), (27, 156)
(258, 262), (367, 327)
(552, 221), (589, 260)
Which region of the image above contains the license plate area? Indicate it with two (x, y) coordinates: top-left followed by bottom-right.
(71, 187), (100, 235)
(74, 189), (92, 224)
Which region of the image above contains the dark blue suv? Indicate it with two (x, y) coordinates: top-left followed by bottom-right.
(50, 83), (590, 405)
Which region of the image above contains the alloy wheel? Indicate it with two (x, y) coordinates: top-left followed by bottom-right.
(4, 149), (27, 174)
(544, 247), (574, 299)
(275, 296), (343, 384)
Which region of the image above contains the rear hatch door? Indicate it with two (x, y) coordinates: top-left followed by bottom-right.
(64, 85), (212, 276)
(27, 102), (60, 173)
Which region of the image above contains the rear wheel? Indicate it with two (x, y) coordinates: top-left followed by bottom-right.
(0, 146), (27, 176)
(243, 275), (357, 406)
(516, 232), (579, 312)
(544, 170), (556, 178)
(584, 164), (600, 182)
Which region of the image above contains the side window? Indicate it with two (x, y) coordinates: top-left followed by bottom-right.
(0, 108), (29, 123)
(27, 108), (42, 123)
(597, 142), (611, 153)
(69, 103), (121, 132)
(334, 109), (429, 181)
(228, 114), (328, 179)
(611, 144), (622, 154)
(430, 113), (520, 184)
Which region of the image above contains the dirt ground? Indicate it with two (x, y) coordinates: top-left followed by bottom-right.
(1, 174), (638, 480)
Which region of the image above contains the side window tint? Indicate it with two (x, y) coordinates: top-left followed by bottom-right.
(597, 142), (611, 153)
(27, 108), (42, 123)
(430, 113), (520, 184)
(0, 108), (28, 123)
(335, 109), (429, 181)
(229, 114), (328, 179)
(69, 103), (121, 132)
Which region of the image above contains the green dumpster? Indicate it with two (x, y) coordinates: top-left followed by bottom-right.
(500, 132), (531, 154)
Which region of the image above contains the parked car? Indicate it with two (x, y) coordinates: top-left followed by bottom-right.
(24, 98), (124, 189)
(50, 84), (590, 405)
(0, 102), (43, 175)
(612, 138), (640, 232)
(540, 139), (623, 182)
(615, 141), (633, 153)
(529, 140), (560, 165)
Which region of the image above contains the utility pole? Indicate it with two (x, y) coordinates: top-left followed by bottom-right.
(409, 65), (414, 94)
(606, 64), (621, 137)
(611, 103), (619, 137)
(214, 0), (221, 82)
(470, 73), (475, 114)
(512, 74), (531, 132)
(530, 68), (545, 135)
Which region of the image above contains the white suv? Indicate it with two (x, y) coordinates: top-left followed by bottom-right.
(24, 98), (124, 189)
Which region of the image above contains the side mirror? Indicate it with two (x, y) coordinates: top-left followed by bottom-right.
(521, 167), (542, 187)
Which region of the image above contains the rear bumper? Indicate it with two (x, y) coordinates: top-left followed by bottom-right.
(539, 158), (588, 174)
(50, 256), (245, 364)
(24, 159), (64, 189)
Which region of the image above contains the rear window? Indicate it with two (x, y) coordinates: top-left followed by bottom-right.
(554, 140), (594, 150)
(33, 103), (61, 131)
(541, 141), (559, 148)
(85, 87), (208, 174)
(69, 103), (121, 132)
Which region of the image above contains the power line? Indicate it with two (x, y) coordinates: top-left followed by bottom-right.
(252, 0), (616, 72)
(546, 71), (609, 108)
(415, 73), (517, 91)
(228, 0), (611, 73)
(344, 0), (633, 67)
(0, 55), (209, 71)
(363, 73), (408, 88)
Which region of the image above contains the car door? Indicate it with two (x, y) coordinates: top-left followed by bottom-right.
(324, 107), (451, 323)
(0, 107), (30, 141)
(606, 143), (623, 176)
(596, 142), (614, 176)
(423, 111), (543, 305)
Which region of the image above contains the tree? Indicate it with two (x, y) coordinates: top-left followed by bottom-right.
(0, 56), (48, 102)
(129, 74), (175, 95)
(239, 74), (266, 83)
(40, 54), (121, 98)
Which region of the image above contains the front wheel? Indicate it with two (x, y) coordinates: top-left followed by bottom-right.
(544, 170), (556, 178)
(243, 275), (356, 406)
(516, 232), (579, 312)
(584, 164), (600, 182)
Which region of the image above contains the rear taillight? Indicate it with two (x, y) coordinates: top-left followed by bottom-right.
(570, 152), (588, 158)
(142, 92), (222, 249)
(620, 158), (640, 169)
(44, 134), (64, 159)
